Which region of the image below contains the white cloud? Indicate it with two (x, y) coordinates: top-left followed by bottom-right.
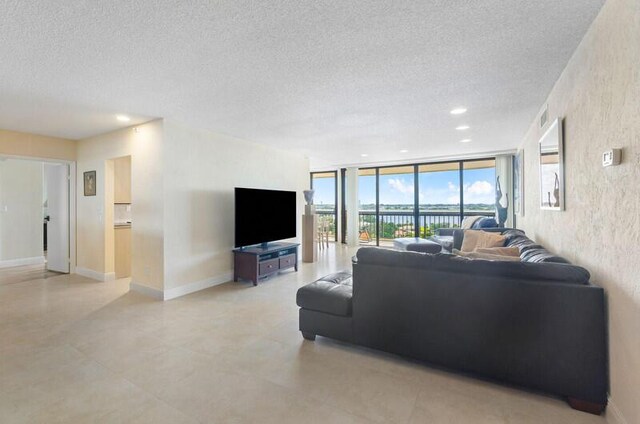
(388, 178), (414, 195)
(418, 180), (495, 205)
(463, 180), (495, 204)
(466, 180), (493, 195)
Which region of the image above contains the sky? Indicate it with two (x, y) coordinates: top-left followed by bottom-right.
(312, 167), (496, 207)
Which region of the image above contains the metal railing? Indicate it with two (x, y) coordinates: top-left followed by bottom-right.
(317, 210), (337, 241)
(358, 210), (495, 243)
(314, 210), (495, 244)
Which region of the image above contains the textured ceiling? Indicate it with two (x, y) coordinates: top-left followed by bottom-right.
(0, 0), (604, 167)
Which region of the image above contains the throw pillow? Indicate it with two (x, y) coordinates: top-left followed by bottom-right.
(453, 249), (521, 262)
(460, 216), (482, 229)
(460, 230), (506, 252)
(472, 217), (498, 229)
(475, 247), (520, 257)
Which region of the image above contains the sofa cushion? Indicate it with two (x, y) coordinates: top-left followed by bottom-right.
(356, 247), (590, 284)
(357, 247), (435, 269)
(461, 230), (506, 252)
(502, 229), (570, 264)
(432, 254), (589, 284)
(475, 247), (520, 257)
(453, 249), (521, 262)
(296, 272), (353, 316)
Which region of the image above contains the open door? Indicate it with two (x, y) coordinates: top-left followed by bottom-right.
(45, 163), (70, 273)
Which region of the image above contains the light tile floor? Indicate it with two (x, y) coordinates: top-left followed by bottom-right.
(1, 244), (608, 423)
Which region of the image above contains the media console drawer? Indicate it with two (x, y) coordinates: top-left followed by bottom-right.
(279, 254), (296, 269)
(259, 258), (279, 275)
(233, 243), (299, 286)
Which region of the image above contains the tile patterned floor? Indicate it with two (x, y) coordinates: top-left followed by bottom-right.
(0, 245), (608, 423)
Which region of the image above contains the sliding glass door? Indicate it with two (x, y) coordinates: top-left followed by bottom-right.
(356, 158), (496, 246)
(312, 158), (497, 246)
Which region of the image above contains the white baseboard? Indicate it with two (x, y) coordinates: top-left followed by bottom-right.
(0, 256), (45, 269)
(163, 272), (233, 300)
(129, 281), (164, 300)
(607, 397), (628, 424)
(130, 272), (233, 301)
(75, 267), (116, 282)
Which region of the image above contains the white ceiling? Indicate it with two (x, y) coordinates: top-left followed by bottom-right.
(0, 0), (604, 167)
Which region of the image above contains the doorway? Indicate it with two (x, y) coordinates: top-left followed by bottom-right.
(107, 156), (131, 279)
(0, 156), (75, 273)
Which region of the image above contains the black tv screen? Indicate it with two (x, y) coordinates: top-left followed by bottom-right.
(234, 187), (297, 248)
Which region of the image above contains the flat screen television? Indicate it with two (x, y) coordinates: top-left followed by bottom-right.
(234, 187), (297, 248)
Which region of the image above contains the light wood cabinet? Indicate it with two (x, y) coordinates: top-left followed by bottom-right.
(114, 156), (131, 204)
(114, 226), (131, 278)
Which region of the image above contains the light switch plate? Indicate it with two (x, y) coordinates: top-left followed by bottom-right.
(602, 148), (622, 167)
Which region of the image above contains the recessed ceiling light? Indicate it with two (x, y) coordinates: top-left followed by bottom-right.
(450, 108), (467, 115)
(400, 149), (409, 153)
(361, 153), (369, 157)
(460, 139), (472, 143)
(116, 115), (131, 122)
(456, 125), (470, 131)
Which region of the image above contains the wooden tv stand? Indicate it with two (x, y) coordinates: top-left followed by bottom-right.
(233, 242), (299, 286)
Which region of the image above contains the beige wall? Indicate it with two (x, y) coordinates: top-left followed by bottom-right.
(76, 120), (164, 289)
(0, 159), (44, 264)
(162, 120), (309, 291)
(516, 1), (639, 422)
(0, 129), (76, 161)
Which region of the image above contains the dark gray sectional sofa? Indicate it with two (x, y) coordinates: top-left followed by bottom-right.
(296, 229), (607, 414)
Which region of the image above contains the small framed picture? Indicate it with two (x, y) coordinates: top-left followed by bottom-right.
(84, 171), (96, 196)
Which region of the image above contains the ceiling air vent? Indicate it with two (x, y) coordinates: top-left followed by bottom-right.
(540, 105), (549, 128)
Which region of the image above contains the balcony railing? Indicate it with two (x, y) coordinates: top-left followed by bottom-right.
(358, 210), (495, 243)
(317, 210), (337, 240)
(315, 210), (495, 245)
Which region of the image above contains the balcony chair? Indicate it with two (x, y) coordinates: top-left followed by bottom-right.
(317, 215), (330, 249)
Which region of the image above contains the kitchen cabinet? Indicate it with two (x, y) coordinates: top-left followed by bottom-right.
(114, 156), (131, 204)
(114, 226), (131, 278)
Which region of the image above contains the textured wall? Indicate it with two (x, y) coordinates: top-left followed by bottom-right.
(516, 0), (639, 422)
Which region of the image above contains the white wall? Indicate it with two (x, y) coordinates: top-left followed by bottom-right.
(162, 120), (310, 293)
(0, 159), (44, 266)
(76, 120), (164, 288)
(75, 118), (309, 298)
(516, 1), (639, 422)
